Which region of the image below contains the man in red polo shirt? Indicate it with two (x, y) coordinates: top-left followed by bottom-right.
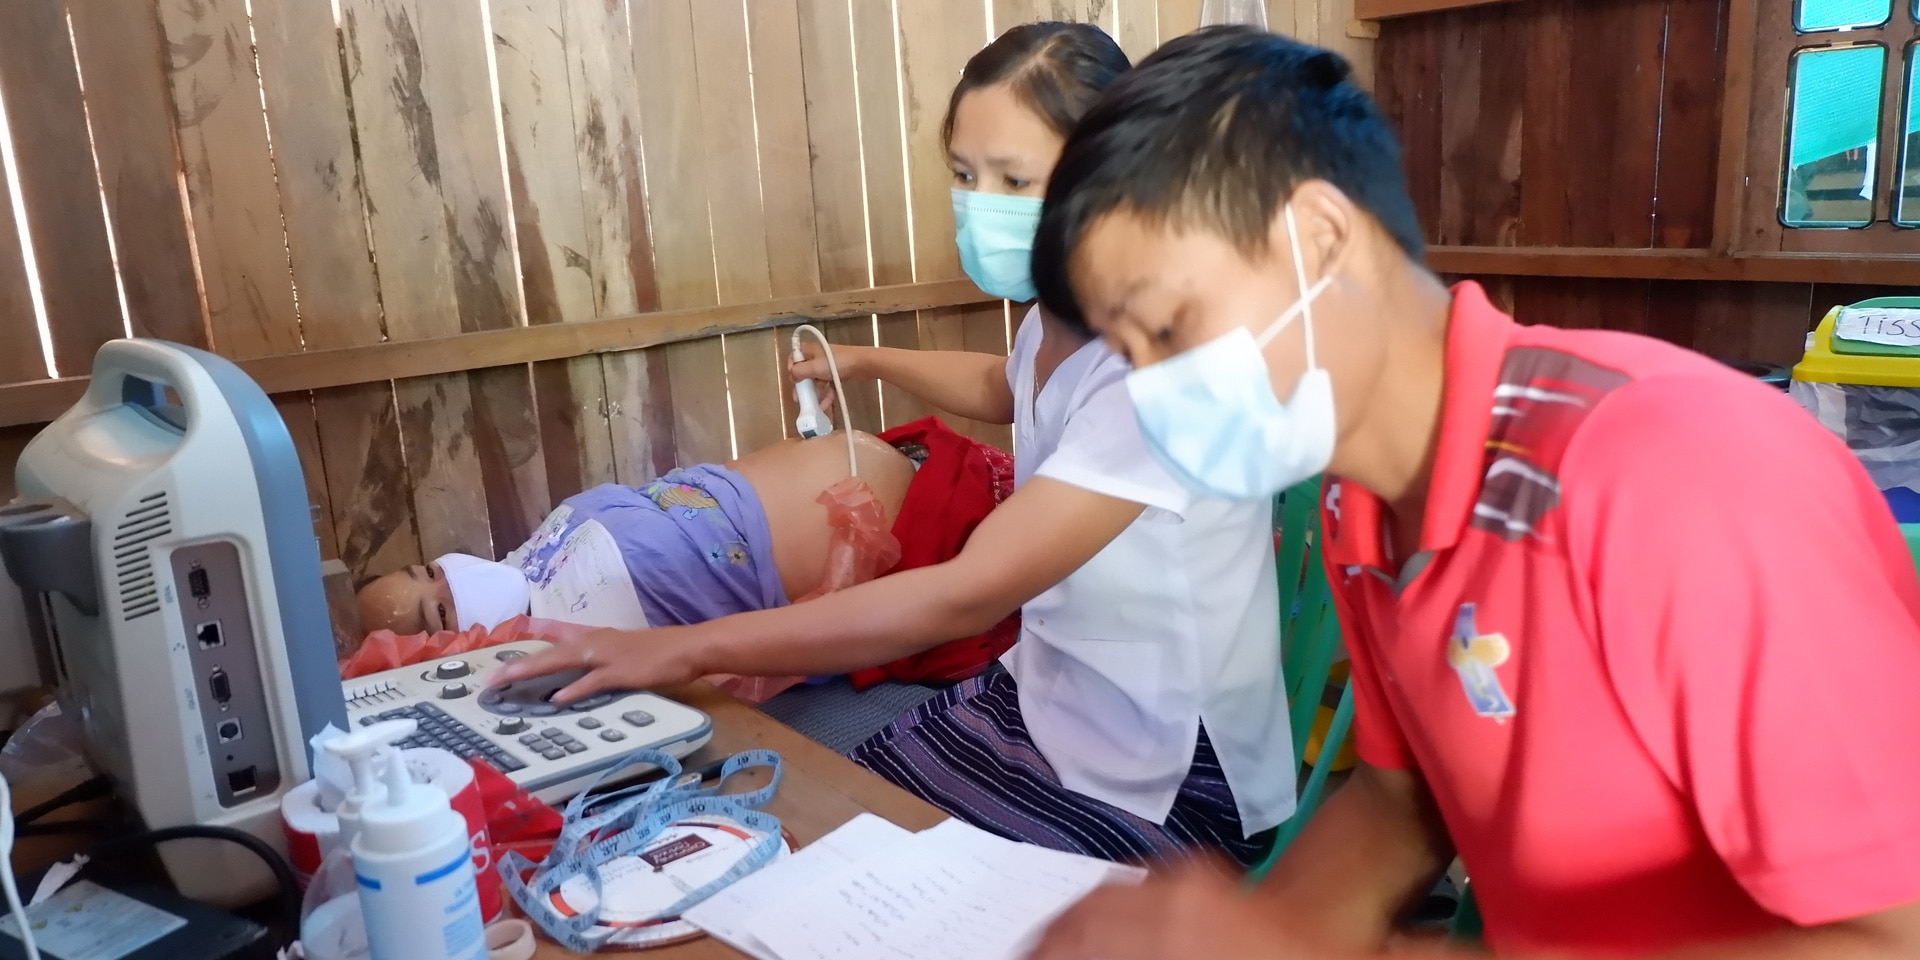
(1024, 25), (1920, 960)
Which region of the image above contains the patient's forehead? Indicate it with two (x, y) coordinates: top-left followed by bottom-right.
(357, 567), (438, 633)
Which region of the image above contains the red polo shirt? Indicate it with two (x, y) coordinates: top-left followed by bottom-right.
(1324, 283), (1920, 956)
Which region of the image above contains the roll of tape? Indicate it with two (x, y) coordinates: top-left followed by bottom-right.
(487, 918), (536, 960)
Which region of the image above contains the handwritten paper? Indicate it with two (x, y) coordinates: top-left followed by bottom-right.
(684, 814), (914, 960)
(1835, 306), (1920, 348)
(742, 818), (1143, 960)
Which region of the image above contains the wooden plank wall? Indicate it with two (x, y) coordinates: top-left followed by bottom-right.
(0, 0), (1367, 581)
(1375, 0), (1898, 365)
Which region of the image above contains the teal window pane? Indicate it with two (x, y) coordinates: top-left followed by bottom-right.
(1797, 0), (1891, 31)
(1899, 44), (1920, 225)
(1783, 44), (1886, 227)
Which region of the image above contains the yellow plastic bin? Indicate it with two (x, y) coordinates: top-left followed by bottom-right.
(1792, 298), (1920, 522)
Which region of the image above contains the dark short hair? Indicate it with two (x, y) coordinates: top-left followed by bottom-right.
(942, 21), (1132, 149)
(1032, 26), (1425, 334)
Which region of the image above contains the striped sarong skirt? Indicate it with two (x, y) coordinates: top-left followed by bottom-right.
(848, 667), (1269, 868)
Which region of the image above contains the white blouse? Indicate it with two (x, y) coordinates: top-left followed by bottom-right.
(1001, 307), (1294, 834)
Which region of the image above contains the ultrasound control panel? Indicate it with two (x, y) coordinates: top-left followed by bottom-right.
(341, 639), (713, 802)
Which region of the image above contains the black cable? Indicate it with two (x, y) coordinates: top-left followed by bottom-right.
(83, 824), (301, 945)
(13, 775), (110, 825)
(14, 818), (115, 837)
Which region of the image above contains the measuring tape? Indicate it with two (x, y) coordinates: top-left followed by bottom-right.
(497, 748), (784, 953)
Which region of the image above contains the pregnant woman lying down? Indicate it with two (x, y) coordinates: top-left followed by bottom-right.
(354, 421), (1019, 686)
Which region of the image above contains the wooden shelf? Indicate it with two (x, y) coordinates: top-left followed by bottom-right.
(0, 279), (995, 429)
(1424, 246), (1920, 285)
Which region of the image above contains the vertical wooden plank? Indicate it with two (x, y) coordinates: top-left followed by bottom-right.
(799, 0), (871, 293)
(998, 1), (1118, 32)
(1516, 3), (1570, 246)
(494, 0), (594, 328)
(822, 317), (884, 435)
(470, 363), (549, 552)
(253, 0), (395, 581)
(0, 0), (124, 373)
(494, 0), (611, 499)
(636, 0), (729, 464)
(65, 0), (205, 348)
(995, 0), (1049, 28)
(1434, 16), (1481, 245)
(342, 0), (514, 560)
(851, 0), (924, 429)
(367, 0), (531, 555)
(422, 14), (523, 336)
(567, 0), (655, 317)
(1561, 0), (1665, 247)
(156, 0), (302, 360)
(1117, 0), (1160, 62)
(341, 0), (456, 342)
(1074, 0), (1118, 34)
(533, 357), (616, 501)
(635, 0), (719, 312)
(567, 0), (663, 492)
(0, 141), (45, 385)
(695, 0), (782, 456)
(961, 302), (1013, 449)
(736, 0), (828, 454)
(313, 382), (420, 583)
(1313, 0), (1374, 87)
(694, 1), (775, 306)
(728, 330), (791, 453)
(1264, 0), (1300, 38)
(898, 0), (993, 437)
(1735, 0), (1795, 254)
(1274, 0), (1307, 40)
(751, 0), (825, 298)
(251, 0), (385, 352)
(604, 347), (679, 484)
(852, 0), (913, 288)
(898, 0), (984, 284)
(1436, 6), (1523, 246)
(1160, 0), (1205, 37)
(273, 393), (340, 561)
(1656, 280), (1812, 365)
(877, 312), (933, 428)
(575, 0), (667, 486)
(1376, 16), (1444, 241)
(1711, 0), (1759, 254)
(394, 375), (491, 559)
(1651, 0), (1728, 249)
(656, 280), (731, 468)
(1512, 277), (1650, 336)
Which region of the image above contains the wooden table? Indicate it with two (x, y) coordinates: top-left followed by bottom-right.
(529, 682), (947, 959)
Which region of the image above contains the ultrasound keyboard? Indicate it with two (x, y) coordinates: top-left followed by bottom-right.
(341, 639), (712, 802)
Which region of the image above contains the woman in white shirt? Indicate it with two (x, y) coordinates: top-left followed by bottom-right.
(490, 22), (1291, 867)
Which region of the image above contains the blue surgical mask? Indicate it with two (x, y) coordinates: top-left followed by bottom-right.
(1126, 205), (1338, 501)
(953, 188), (1041, 302)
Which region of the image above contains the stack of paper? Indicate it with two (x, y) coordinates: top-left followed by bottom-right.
(683, 815), (1144, 960)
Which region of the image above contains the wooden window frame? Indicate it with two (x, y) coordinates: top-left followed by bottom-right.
(1727, 0), (1920, 254)
(1389, 0), (1920, 285)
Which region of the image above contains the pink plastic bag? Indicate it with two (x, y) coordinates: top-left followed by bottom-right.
(339, 615), (598, 680)
(710, 477), (903, 703)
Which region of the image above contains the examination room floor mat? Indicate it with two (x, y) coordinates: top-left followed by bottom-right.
(757, 678), (942, 754)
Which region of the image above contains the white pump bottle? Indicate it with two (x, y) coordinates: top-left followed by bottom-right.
(324, 720), (487, 960)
